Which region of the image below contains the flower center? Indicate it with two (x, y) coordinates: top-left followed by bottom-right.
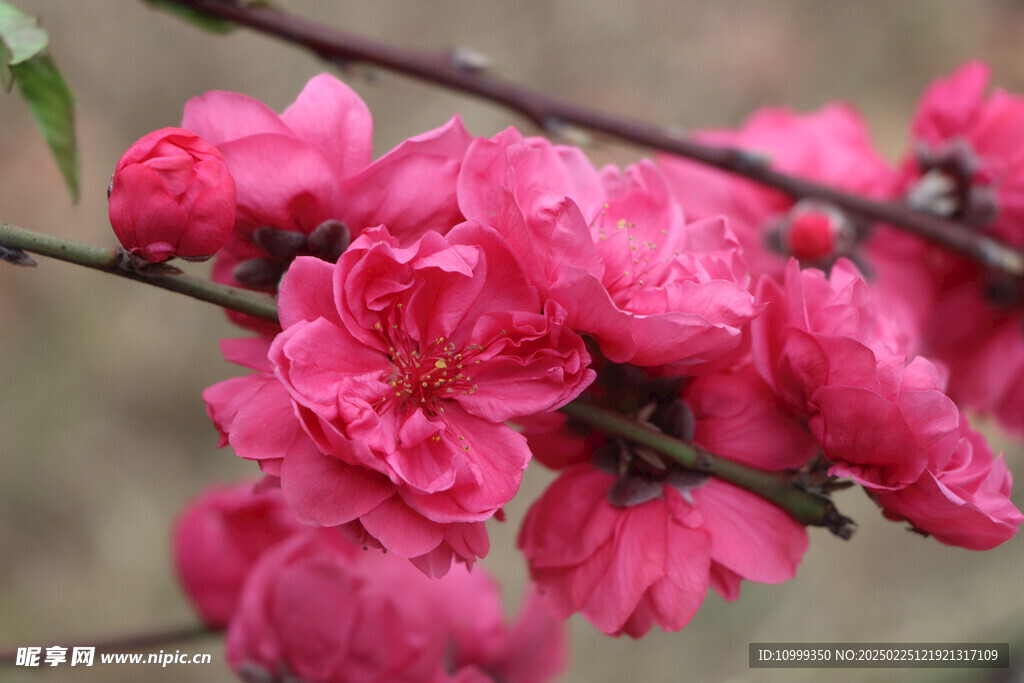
(589, 205), (669, 303)
(372, 305), (480, 413)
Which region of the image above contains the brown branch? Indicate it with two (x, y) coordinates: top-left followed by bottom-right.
(158, 0), (1024, 282)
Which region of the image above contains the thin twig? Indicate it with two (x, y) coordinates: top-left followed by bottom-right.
(0, 216), (852, 535)
(160, 0), (1024, 282)
(0, 222), (280, 324)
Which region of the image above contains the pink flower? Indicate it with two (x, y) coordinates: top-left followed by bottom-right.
(182, 74), (472, 333)
(171, 479), (304, 627)
(752, 259), (961, 490)
(517, 360), (811, 637)
(876, 417), (1022, 550)
(182, 74), (371, 237)
(519, 462), (807, 637)
(204, 223), (594, 574)
(903, 61), (1024, 246)
(459, 128), (758, 367)
(865, 61), (1024, 437)
(683, 361), (818, 472)
(750, 260), (1020, 547)
(108, 127), (236, 262)
(226, 529), (568, 682)
(203, 337), (491, 577)
(657, 104), (898, 278)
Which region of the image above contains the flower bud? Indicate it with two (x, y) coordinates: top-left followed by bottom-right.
(108, 127), (236, 262)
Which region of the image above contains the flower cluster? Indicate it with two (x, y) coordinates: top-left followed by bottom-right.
(113, 63), (1022, 658)
(173, 480), (567, 682)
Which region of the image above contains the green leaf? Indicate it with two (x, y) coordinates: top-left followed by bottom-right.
(141, 0), (235, 34)
(12, 53), (79, 203)
(0, 1), (50, 90)
(0, 2), (49, 62)
(0, 39), (11, 91)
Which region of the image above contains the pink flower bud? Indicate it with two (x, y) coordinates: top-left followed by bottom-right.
(108, 127), (236, 262)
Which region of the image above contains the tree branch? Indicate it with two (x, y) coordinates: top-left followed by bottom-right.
(0, 221), (853, 537)
(0, 222), (280, 324)
(159, 0), (1024, 283)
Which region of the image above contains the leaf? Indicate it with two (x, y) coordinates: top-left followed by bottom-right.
(12, 53), (79, 203)
(0, 40), (11, 91)
(141, 0), (236, 34)
(0, 1), (50, 91)
(0, 2), (48, 63)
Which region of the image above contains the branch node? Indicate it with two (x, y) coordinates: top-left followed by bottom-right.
(729, 147), (772, 172)
(543, 117), (593, 147)
(449, 46), (492, 73)
(0, 245), (37, 267)
(111, 249), (184, 277)
(978, 237), (1024, 278)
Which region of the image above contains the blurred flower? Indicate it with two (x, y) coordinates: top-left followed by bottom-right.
(226, 529), (568, 682)
(874, 61), (1024, 437)
(903, 61), (1024, 246)
(172, 479), (303, 627)
(108, 126), (236, 262)
(657, 104), (898, 278)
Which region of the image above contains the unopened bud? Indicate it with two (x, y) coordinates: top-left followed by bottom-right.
(307, 219), (351, 262)
(658, 399), (695, 443)
(108, 127), (236, 263)
(607, 475), (664, 508)
(781, 200), (853, 262)
(233, 257), (284, 290)
(252, 226), (308, 260)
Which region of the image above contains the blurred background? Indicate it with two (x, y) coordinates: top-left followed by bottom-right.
(1, 1), (1023, 681)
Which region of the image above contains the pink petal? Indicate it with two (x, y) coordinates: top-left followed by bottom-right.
(359, 497), (446, 557)
(182, 89), (293, 145)
(690, 480), (808, 584)
(280, 73), (373, 179)
(279, 440), (394, 526)
(217, 133), (343, 232)
(340, 115), (472, 240)
(277, 256), (343, 329)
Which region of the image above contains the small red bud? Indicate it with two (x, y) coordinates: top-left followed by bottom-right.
(786, 210), (836, 260)
(108, 127), (236, 263)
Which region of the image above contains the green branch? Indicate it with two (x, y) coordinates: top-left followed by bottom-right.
(559, 400), (855, 538)
(0, 221), (279, 323)
(1, 221), (851, 536)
